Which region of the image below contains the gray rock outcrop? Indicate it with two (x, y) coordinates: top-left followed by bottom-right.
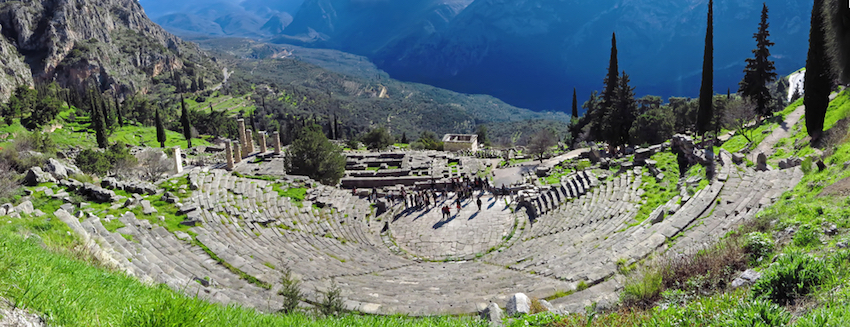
(506, 293), (531, 316)
(24, 167), (56, 186)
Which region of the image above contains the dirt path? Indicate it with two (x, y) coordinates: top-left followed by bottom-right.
(748, 105), (805, 162)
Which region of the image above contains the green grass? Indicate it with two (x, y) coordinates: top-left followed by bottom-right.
(272, 184), (307, 208)
(46, 107), (212, 150)
(0, 227), (484, 326)
(633, 152), (680, 223)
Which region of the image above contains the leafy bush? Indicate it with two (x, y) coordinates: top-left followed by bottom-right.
(76, 142), (138, 177)
(742, 232), (774, 262)
(751, 250), (827, 305)
(361, 127), (393, 150)
(76, 149), (111, 176)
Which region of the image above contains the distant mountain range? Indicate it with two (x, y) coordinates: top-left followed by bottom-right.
(140, 0), (813, 112)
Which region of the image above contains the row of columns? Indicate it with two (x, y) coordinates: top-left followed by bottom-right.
(227, 119), (282, 170)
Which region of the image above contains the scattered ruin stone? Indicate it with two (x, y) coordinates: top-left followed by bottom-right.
(756, 152), (768, 171)
(45, 158), (69, 180)
(479, 303), (503, 326)
(141, 200), (157, 215)
(824, 224), (838, 236)
(731, 269), (762, 289)
(16, 201), (33, 215)
(24, 167), (56, 186)
(732, 152), (745, 164)
(506, 293), (531, 316)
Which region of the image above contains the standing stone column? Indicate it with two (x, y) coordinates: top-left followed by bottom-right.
(172, 147), (183, 174)
(225, 141), (234, 170)
(246, 129), (255, 155)
(234, 141), (242, 163)
(259, 131), (267, 153)
(237, 119), (247, 150)
(273, 131), (281, 154)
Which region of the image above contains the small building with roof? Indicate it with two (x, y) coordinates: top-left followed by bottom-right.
(442, 134), (479, 152)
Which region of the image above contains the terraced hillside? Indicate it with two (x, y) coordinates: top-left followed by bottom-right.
(41, 144), (803, 315)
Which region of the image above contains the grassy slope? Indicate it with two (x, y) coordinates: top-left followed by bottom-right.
(1, 107), (213, 150)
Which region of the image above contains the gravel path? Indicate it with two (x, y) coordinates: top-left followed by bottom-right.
(749, 105), (805, 162)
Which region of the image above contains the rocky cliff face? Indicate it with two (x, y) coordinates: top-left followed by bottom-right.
(0, 35), (33, 102)
(0, 0), (218, 99)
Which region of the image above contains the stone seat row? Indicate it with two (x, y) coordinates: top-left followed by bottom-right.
(55, 209), (282, 312)
(524, 170), (640, 241)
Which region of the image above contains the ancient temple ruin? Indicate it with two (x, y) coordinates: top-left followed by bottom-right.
(442, 134), (479, 152)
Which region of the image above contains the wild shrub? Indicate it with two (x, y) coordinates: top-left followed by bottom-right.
(720, 298), (791, 327)
(795, 304), (850, 327)
(751, 250), (827, 305)
(621, 268), (663, 308)
(793, 224), (821, 247)
(658, 239), (747, 294)
(529, 297), (548, 314)
(137, 149), (172, 182)
(278, 267), (303, 314)
(316, 280), (345, 317)
(0, 158), (21, 203)
(742, 232), (774, 263)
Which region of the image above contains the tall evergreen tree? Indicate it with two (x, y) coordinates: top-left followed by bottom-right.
(90, 90), (108, 148)
(594, 32), (619, 141)
(601, 71), (637, 150)
(155, 105), (166, 148)
(697, 0), (714, 136)
(739, 3), (777, 117)
(805, 0), (830, 141)
(181, 95), (192, 148)
(114, 94), (124, 128)
(571, 88), (579, 118)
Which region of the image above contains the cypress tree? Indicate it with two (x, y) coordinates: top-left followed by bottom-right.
(571, 88), (578, 118)
(739, 3), (777, 117)
(181, 95), (192, 148)
(155, 105), (166, 148)
(697, 0), (714, 136)
(90, 90), (108, 148)
(601, 71), (636, 150)
(805, 0), (830, 141)
(594, 32), (619, 141)
(114, 94), (123, 128)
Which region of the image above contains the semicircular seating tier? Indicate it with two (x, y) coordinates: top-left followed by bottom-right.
(58, 149), (803, 315)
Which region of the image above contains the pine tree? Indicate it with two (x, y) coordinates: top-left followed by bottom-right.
(90, 90), (108, 148)
(805, 0), (830, 141)
(571, 88), (578, 118)
(181, 95), (192, 148)
(697, 0), (714, 136)
(594, 32), (619, 141)
(739, 3), (777, 117)
(155, 105), (166, 148)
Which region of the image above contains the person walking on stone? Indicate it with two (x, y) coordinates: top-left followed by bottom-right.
(476, 197), (482, 211)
